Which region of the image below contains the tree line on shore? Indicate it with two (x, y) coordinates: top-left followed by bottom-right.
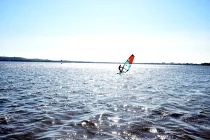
(0, 56), (209, 65)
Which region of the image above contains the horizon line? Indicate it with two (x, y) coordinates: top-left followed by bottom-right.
(0, 56), (205, 65)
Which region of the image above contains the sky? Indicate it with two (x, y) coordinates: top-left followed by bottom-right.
(0, 0), (210, 63)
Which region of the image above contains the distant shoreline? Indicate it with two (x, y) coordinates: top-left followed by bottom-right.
(0, 56), (208, 66)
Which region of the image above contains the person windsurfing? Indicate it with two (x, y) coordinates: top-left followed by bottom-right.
(118, 65), (123, 74)
(117, 54), (135, 75)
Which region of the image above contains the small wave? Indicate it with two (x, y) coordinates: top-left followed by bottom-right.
(0, 126), (15, 135)
(170, 113), (184, 118)
(81, 120), (98, 128)
(0, 98), (10, 103)
(41, 117), (63, 125)
(0, 117), (8, 124)
(5, 131), (34, 140)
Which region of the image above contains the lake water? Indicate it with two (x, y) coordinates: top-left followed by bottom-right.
(0, 62), (210, 140)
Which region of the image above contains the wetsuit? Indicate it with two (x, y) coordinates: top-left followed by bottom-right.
(118, 65), (123, 73)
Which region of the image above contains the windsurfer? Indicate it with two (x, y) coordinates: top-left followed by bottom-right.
(117, 54), (135, 75)
(118, 65), (123, 73)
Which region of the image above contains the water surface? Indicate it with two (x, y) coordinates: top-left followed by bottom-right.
(0, 62), (210, 139)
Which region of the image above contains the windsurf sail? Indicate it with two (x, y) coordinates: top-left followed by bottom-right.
(118, 54), (135, 74)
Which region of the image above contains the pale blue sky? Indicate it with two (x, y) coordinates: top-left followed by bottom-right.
(0, 0), (210, 63)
